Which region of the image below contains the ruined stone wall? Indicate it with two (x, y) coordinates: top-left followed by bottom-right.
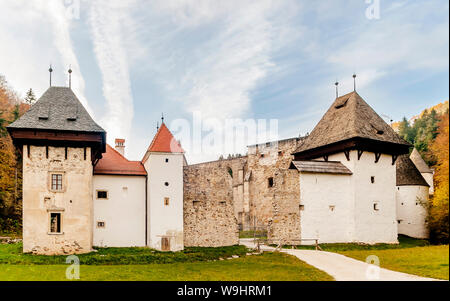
(267, 169), (301, 244)
(246, 138), (303, 228)
(183, 158), (244, 247)
(22, 145), (93, 255)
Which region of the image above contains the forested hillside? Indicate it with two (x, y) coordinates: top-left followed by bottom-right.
(396, 102), (449, 243)
(0, 75), (30, 234)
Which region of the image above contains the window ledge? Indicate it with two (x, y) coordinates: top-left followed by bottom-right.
(47, 232), (64, 235)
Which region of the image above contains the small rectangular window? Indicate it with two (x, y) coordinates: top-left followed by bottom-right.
(51, 174), (63, 191)
(371, 176), (375, 183)
(50, 213), (61, 233)
(268, 177), (274, 188)
(329, 205), (335, 212)
(373, 202), (379, 211)
(97, 190), (108, 199)
(278, 151), (283, 156)
(97, 221), (105, 228)
(299, 205), (305, 211)
(165, 158), (169, 163)
(164, 197), (170, 206)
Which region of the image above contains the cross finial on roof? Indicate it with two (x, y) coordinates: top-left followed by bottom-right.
(335, 81), (339, 98)
(49, 64), (53, 87)
(161, 112), (164, 123)
(353, 73), (357, 91)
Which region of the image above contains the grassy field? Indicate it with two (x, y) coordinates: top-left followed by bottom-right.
(0, 242), (333, 280)
(0, 243), (250, 265)
(0, 252), (333, 281)
(339, 245), (449, 280)
(275, 235), (431, 251)
(274, 235), (449, 280)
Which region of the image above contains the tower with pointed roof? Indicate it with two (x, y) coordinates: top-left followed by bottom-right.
(142, 122), (185, 251)
(7, 87), (106, 254)
(290, 91), (411, 244)
(409, 148), (434, 194)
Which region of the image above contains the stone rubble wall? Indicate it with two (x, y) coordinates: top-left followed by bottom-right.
(183, 158), (244, 247)
(22, 145), (93, 255)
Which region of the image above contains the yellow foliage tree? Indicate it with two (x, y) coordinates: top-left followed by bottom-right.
(429, 112), (449, 243)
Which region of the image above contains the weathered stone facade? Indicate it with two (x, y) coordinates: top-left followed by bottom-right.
(183, 159), (243, 247)
(22, 145), (93, 255)
(183, 137), (304, 244)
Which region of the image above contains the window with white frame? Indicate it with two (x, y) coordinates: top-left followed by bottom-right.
(51, 174), (63, 191)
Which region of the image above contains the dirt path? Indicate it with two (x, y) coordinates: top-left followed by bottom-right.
(240, 239), (439, 281)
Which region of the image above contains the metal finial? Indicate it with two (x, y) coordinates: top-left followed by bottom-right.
(156, 121), (159, 130)
(353, 73), (357, 91)
(335, 81), (339, 98)
(68, 66), (72, 88)
(161, 113), (164, 123)
(49, 65), (53, 87)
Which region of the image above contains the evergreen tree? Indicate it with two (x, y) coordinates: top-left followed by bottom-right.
(24, 88), (36, 105)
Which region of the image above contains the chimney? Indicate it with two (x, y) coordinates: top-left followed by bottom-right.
(115, 138), (125, 156)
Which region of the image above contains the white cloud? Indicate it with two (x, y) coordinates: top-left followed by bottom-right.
(130, 0), (300, 119)
(0, 0), (88, 110)
(88, 0), (135, 143)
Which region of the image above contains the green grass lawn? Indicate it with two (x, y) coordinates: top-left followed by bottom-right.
(338, 245), (449, 280)
(274, 235), (449, 280)
(0, 252), (333, 281)
(276, 235), (430, 251)
(0, 243), (250, 265)
(0, 242), (333, 280)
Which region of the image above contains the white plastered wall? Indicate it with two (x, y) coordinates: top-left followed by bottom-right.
(301, 150), (398, 244)
(144, 152), (184, 251)
(299, 172), (354, 243)
(92, 175), (146, 247)
(396, 185), (429, 239)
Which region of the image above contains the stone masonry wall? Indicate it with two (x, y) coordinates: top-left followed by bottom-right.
(183, 158), (244, 247)
(267, 169), (301, 244)
(246, 138), (303, 228)
(22, 145), (93, 255)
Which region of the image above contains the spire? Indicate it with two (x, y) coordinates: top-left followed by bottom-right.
(353, 73), (357, 91)
(68, 66), (72, 89)
(335, 81), (339, 98)
(49, 65), (53, 87)
(161, 112), (164, 124)
(156, 121), (159, 131)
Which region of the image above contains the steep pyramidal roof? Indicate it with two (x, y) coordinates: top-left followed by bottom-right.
(7, 87), (105, 133)
(94, 144), (146, 176)
(396, 154), (429, 186)
(294, 91), (410, 155)
(410, 148), (432, 173)
(145, 122), (184, 154)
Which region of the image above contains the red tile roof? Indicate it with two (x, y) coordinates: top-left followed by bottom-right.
(146, 123), (185, 154)
(94, 144), (147, 176)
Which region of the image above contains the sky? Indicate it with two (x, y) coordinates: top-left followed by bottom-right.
(0, 0), (448, 163)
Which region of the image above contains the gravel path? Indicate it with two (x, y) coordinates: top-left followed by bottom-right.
(240, 239), (439, 281)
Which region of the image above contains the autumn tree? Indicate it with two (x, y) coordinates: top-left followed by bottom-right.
(0, 74), (30, 233)
(428, 112), (449, 244)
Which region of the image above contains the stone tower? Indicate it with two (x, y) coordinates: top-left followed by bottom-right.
(7, 87), (106, 254)
(142, 122), (185, 251)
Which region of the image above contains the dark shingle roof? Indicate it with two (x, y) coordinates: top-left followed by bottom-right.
(7, 87), (105, 133)
(289, 160), (353, 175)
(410, 148), (432, 173)
(294, 91), (410, 154)
(396, 155), (429, 186)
